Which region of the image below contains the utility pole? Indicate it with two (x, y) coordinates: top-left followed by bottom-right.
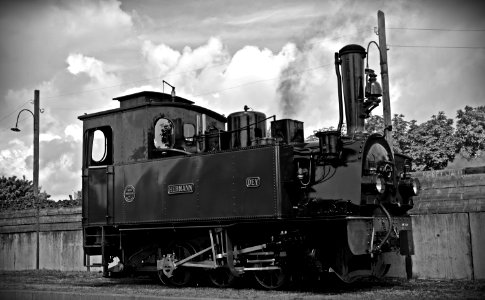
(377, 10), (393, 151)
(34, 90), (40, 270)
(10, 90), (40, 269)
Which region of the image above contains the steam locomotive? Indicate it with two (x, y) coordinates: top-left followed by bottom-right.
(80, 44), (419, 289)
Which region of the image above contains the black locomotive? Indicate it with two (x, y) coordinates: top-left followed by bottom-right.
(80, 44), (419, 289)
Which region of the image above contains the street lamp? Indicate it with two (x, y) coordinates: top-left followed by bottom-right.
(11, 109), (34, 131)
(11, 90), (40, 270)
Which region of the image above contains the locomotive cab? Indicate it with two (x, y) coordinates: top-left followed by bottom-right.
(79, 91), (226, 263)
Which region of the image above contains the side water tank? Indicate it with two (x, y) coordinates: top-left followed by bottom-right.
(227, 110), (266, 148)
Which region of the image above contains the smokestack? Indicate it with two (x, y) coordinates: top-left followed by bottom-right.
(338, 44), (366, 135)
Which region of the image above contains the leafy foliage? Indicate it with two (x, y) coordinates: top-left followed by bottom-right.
(1, 175), (38, 210)
(0, 175), (79, 211)
(365, 114), (412, 154)
(365, 114), (384, 134)
(392, 114), (413, 154)
(454, 106), (485, 159)
(406, 112), (456, 170)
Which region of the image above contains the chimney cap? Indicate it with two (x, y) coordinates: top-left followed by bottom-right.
(339, 44), (366, 56)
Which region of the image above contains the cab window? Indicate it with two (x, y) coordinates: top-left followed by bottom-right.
(154, 118), (174, 149)
(86, 126), (112, 167)
(183, 123), (195, 144)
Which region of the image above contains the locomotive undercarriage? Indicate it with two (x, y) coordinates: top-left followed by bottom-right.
(84, 210), (411, 289)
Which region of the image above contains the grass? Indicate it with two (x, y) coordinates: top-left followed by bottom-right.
(0, 270), (484, 299)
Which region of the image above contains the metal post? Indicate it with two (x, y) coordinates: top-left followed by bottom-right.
(34, 90), (40, 270)
(377, 10), (393, 151)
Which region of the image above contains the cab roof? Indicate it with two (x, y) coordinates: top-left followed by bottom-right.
(78, 91), (226, 122)
(113, 91), (194, 107)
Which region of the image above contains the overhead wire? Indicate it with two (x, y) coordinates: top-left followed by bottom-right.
(388, 45), (485, 49)
(387, 27), (485, 32)
(387, 27), (485, 49)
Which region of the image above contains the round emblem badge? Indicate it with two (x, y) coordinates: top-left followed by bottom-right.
(123, 185), (136, 202)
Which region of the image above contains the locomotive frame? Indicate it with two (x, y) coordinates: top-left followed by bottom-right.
(79, 44), (419, 289)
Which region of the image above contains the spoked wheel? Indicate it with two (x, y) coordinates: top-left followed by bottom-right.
(157, 270), (168, 285)
(253, 267), (287, 290)
(207, 267), (236, 288)
(157, 242), (196, 287)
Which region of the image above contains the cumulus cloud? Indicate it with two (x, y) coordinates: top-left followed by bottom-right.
(60, 0), (132, 37)
(67, 53), (120, 87)
(142, 41), (182, 77)
(0, 0), (134, 97)
(140, 37), (231, 94)
(0, 140), (32, 179)
(38, 138), (82, 199)
(64, 124), (83, 142)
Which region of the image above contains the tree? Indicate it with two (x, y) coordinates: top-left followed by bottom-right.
(365, 114), (384, 134)
(454, 106), (485, 159)
(365, 113), (412, 154)
(0, 175), (51, 211)
(406, 112), (456, 170)
(392, 114), (412, 154)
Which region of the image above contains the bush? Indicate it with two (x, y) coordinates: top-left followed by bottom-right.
(0, 175), (80, 211)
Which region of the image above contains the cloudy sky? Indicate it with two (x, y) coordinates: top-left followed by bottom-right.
(0, 0), (484, 200)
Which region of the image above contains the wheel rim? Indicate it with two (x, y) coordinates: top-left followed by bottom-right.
(208, 267), (235, 288)
(253, 268), (287, 290)
(157, 270), (167, 285)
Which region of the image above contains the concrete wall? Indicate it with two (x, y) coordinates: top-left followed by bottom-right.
(408, 168), (485, 280)
(412, 213), (474, 279)
(0, 207), (85, 271)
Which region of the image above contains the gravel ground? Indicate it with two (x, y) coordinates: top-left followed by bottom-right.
(0, 270), (484, 299)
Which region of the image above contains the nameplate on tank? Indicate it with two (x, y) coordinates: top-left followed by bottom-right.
(168, 183), (195, 195)
(123, 185), (136, 202)
(246, 177), (261, 188)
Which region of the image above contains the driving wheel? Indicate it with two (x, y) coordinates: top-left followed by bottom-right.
(207, 267), (236, 288)
(253, 267), (287, 290)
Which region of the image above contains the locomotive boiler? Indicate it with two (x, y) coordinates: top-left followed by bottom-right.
(80, 44), (419, 289)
